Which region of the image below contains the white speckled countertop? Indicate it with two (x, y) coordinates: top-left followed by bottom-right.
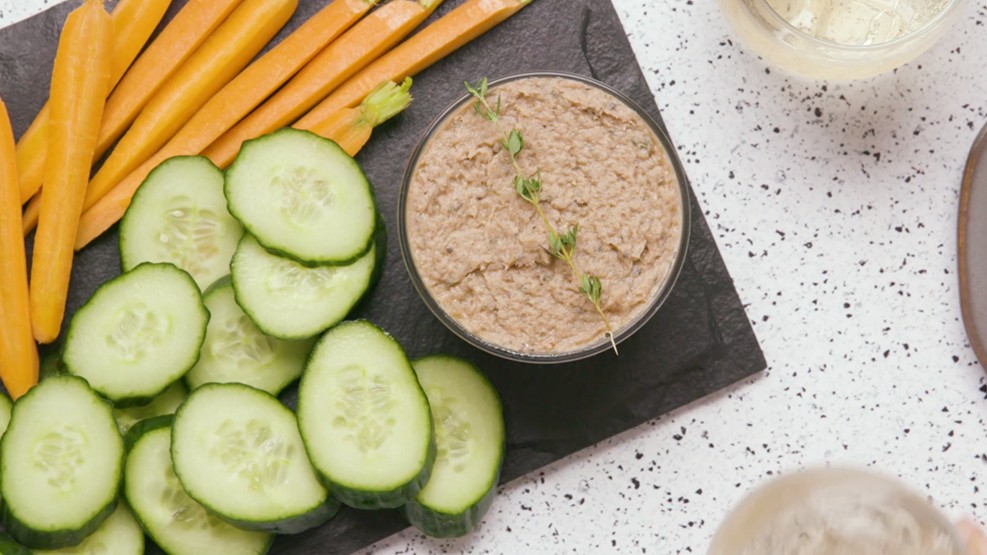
(2, 1), (985, 553)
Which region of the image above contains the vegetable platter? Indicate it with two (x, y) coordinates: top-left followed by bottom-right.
(0, 0), (765, 553)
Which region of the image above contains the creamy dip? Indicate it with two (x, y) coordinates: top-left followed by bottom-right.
(736, 488), (960, 555)
(709, 469), (964, 555)
(404, 76), (684, 355)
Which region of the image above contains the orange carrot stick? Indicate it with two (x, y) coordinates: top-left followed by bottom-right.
(14, 0), (172, 206)
(66, 0), (373, 236)
(22, 0), (248, 234)
(311, 78), (412, 156)
(95, 0), (247, 158)
(30, 0), (112, 344)
(75, 79), (407, 251)
(73, 0), (380, 250)
(295, 0), (534, 131)
(203, 0), (441, 168)
(0, 98), (39, 399)
(79, 0), (297, 231)
(160, 0), (374, 156)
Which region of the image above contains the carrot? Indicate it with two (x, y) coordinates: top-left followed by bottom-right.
(311, 78), (412, 156)
(94, 0), (247, 158)
(295, 0), (533, 131)
(79, 0), (297, 230)
(0, 99), (39, 399)
(67, 0), (374, 236)
(14, 0), (172, 206)
(203, 0), (442, 168)
(26, 0), (334, 235)
(29, 0), (112, 344)
(75, 78), (409, 250)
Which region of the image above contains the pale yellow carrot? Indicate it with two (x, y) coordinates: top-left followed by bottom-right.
(30, 0), (112, 344)
(310, 78), (412, 156)
(80, 0), (297, 226)
(0, 98), (39, 399)
(203, 0), (441, 167)
(15, 0), (172, 206)
(296, 0), (534, 131)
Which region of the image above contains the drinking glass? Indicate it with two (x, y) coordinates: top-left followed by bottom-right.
(716, 0), (968, 79)
(708, 467), (968, 555)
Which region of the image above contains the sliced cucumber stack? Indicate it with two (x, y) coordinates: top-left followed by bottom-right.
(62, 262), (208, 407)
(33, 501), (144, 555)
(171, 383), (336, 533)
(0, 375), (123, 549)
(298, 320), (434, 509)
(224, 128), (377, 265)
(124, 415), (272, 555)
(404, 356), (505, 537)
(113, 380), (188, 435)
(186, 277), (314, 393)
(230, 232), (380, 339)
(119, 156), (244, 291)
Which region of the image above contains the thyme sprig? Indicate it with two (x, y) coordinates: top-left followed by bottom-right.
(465, 78), (617, 355)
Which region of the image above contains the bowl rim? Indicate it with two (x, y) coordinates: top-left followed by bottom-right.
(397, 71), (692, 364)
(745, 0), (967, 52)
(708, 466), (969, 555)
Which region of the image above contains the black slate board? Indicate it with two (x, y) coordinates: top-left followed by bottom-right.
(0, 0), (767, 553)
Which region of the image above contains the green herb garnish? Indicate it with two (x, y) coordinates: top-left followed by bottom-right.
(465, 78), (617, 355)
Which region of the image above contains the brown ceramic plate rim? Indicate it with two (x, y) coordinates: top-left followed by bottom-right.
(397, 71), (692, 364)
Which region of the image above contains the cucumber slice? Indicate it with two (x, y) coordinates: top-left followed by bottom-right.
(230, 232), (379, 339)
(298, 320), (434, 509)
(224, 128), (377, 264)
(171, 383), (337, 533)
(33, 501), (144, 555)
(39, 351), (65, 381)
(404, 356), (505, 537)
(62, 263), (209, 407)
(0, 393), (11, 437)
(0, 376), (123, 549)
(0, 532), (30, 555)
(124, 416), (272, 555)
(119, 156), (244, 291)
(113, 380), (188, 435)
(186, 277), (314, 394)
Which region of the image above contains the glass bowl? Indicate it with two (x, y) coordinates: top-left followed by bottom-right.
(716, 0), (968, 80)
(708, 466), (968, 555)
(397, 72), (692, 364)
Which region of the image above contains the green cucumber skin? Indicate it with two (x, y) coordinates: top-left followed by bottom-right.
(224, 128), (378, 266)
(171, 383), (337, 535)
(0, 376), (123, 550)
(122, 414), (173, 453)
(124, 412), (274, 555)
(402, 481), (499, 538)
(402, 355), (506, 538)
(329, 435), (436, 511)
(229, 233), (380, 341)
(299, 320), (435, 510)
(114, 381), (188, 436)
(38, 352), (64, 381)
(186, 277), (314, 395)
(0, 532), (31, 555)
(119, 155), (239, 291)
(2, 496), (118, 551)
(361, 213), (388, 305)
(62, 262), (209, 408)
(222, 497), (340, 536)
